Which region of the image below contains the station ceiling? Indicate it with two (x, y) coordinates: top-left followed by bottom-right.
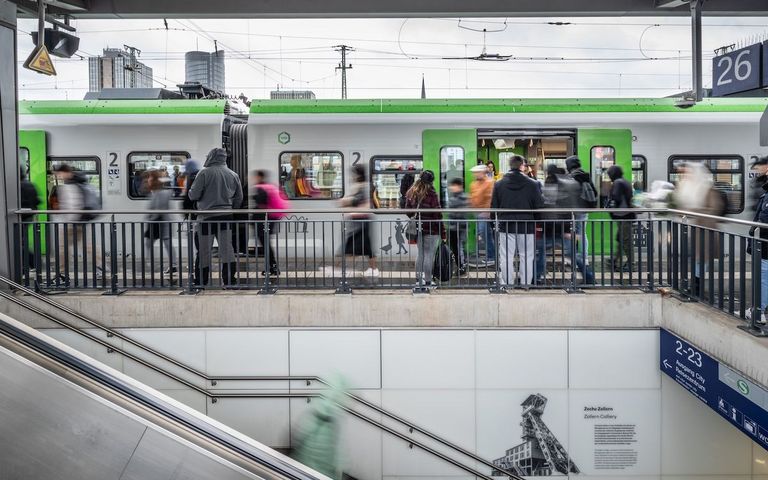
(13, 0), (768, 18)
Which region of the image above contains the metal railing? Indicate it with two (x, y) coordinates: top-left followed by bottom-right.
(10, 207), (768, 336)
(0, 276), (523, 480)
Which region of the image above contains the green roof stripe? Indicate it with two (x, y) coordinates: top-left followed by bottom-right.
(19, 100), (229, 115)
(249, 98), (768, 114)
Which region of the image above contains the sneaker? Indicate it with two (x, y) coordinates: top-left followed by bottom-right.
(261, 268), (281, 276)
(745, 309), (767, 324)
(362, 268), (380, 278)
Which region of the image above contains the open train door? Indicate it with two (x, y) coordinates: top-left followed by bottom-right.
(17, 130), (48, 259)
(577, 128), (633, 255)
(422, 129), (478, 251)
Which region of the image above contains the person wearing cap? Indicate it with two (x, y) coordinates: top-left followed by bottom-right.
(470, 163), (495, 266)
(751, 156), (768, 212)
(748, 155), (768, 324)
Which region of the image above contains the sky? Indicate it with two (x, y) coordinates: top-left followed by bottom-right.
(15, 16), (768, 101)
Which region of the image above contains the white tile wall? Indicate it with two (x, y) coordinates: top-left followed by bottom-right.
(290, 330), (381, 389)
(120, 328), (207, 390)
(208, 397), (290, 448)
(569, 330), (661, 389)
(382, 330), (474, 389)
(206, 329), (289, 386)
(41, 328), (123, 371)
(476, 330), (568, 389)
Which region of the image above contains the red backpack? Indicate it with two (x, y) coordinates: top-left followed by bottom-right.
(259, 183), (289, 219)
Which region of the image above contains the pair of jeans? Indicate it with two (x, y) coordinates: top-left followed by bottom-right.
(761, 259), (768, 312)
(498, 233), (535, 286)
(416, 234), (441, 283)
(479, 220), (496, 261)
(574, 213), (589, 264)
(144, 237), (176, 268)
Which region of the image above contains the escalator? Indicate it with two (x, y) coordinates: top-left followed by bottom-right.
(0, 277), (525, 480)
(0, 311), (330, 480)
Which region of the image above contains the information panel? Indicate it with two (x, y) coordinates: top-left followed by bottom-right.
(660, 328), (768, 447)
(712, 43), (763, 97)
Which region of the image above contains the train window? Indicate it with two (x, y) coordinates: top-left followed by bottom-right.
(127, 152), (190, 199)
(47, 157), (102, 206)
(632, 155), (647, 192)
(591, 146), (616, 208)
(440, 146), (465, 207)
(19, 148), (30, 178)
(279, 151), (344, 200)
(370, 156), (423, 210)
(668, 155), (745, 214)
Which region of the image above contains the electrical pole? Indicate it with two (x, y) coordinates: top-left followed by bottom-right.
(123, 44), (141, 88)
(334, 45), (353, 99)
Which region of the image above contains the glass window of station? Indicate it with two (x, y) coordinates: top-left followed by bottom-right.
(127, 152), (190, 199)
(370, 156), (423, 210)
(47, 157), (102, 206)
(279, 152), (344, 200)
(440, 146), (465, 207)
(668, 155), (744, 214)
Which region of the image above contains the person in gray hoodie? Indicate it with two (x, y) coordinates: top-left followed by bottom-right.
(188, 148), (243, 286)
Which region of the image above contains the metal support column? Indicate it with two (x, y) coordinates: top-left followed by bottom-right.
(0, 1), (19, 283)
(691, 0), (704, 102)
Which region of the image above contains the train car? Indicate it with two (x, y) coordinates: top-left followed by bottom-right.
(18, 99), (247, 214)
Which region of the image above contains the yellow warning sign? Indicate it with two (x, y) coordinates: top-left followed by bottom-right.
(23, 45), (57, 76)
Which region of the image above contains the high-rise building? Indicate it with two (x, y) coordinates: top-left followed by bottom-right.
(270, 90), (316, 100)
(88, 48), (153, 92)
(184, 51), (226, 93)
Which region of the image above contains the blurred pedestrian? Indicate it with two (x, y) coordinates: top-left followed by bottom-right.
(249, 169), (284, 277)
(470, 164), (495, 266)
(340, 165), (379, 278)
(19, 166), (41, 269)
(446, 177), (468, 275)
(606, 165), (635, 272)
(144, 171), (176, 276)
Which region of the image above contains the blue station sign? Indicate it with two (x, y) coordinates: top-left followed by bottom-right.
(660, 328), (768, 447)
(712, 43), (764, 97)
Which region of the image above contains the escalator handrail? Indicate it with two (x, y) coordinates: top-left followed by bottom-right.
(0, 311), (327, 480)
(0, 277), (523, 480)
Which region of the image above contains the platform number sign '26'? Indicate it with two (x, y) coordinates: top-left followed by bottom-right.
(712, 43), (764, 97)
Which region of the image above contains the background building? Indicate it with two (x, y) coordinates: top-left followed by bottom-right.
(270, 90), (316, 100)
(88, 47), (153, 92)
(184, 51), (226, 93)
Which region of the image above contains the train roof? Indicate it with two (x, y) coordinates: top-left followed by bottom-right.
(248, 98), (768, 115)
(18, 99), (231, 115)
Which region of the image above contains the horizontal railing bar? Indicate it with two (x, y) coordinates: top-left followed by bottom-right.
(14, 207), (658, 215)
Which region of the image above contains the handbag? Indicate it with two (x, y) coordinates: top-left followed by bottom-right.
(405, 199), (422, 241)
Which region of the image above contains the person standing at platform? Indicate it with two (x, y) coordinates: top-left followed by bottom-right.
(143, 171), (177, 276)
(405, 170), (441, 286)
(607, 165), (636, 272)
(249, 169), (283, 277)
(492, 155), (544, 286)
(188, 148), (243, 287)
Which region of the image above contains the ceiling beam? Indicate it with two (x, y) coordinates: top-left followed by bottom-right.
(12, 0), (768, 18)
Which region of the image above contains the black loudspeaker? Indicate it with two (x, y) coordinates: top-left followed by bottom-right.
(30, 29), (80, 58)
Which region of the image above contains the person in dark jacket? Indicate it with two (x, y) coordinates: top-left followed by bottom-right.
(607, 165), (636, 272)
(491, 155), (544, 286)
(188, 149), (243, 286)
(446, 177), (469, 275)
(405, 170), (441, 285)
(181, 159), (201, 283)
(748, 155), (768, 323)
(566, 155), (598, 263)
(19, 167), (41, 269)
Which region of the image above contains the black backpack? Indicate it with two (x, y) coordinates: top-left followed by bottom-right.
(76, 182), (101, 221)
(433, 241), (453, 282)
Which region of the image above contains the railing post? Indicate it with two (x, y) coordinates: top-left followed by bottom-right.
(104, 215), (124, 296)
(645, 212), (655, 293)
(739, 236), (767, 337)
(181, 215), (197, 295)
(337, 215), (351, 294)
(489, 211), (505, 294)
(260, 216), (277, 295)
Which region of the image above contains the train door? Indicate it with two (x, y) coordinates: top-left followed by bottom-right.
(18, 130), (48, 256)
(577, 128), (633, 253)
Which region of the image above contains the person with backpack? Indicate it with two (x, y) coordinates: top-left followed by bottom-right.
(340, 164), (379, 278)
(143, 171), (177, 276)
(565, 155), (598, 264)
(188, 148), (243, 287)
(405, 170), (442, 286)
(53, 164), (104, 280)
(249, 169), (284, 277)
(607, 165), (636, 273)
